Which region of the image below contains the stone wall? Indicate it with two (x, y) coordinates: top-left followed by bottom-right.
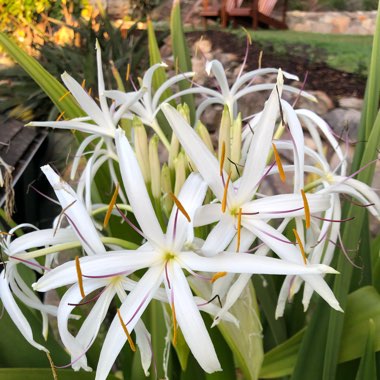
(286, 11), (377, 35)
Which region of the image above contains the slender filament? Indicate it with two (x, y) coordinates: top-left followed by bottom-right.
(301, 189), (310, 229)
(221, 171), (232, 213)
(210, 271), (227, 283)
(75, 256), (86, 298)
(104, 183), (120, 228)
(220, 141), (226, 176)
(272, 143), (286, 183)
(169, 192), (191, 222)
(117, 309), (136, 352)
(293, 229), (307, 265)
(171, 301), (178, 346)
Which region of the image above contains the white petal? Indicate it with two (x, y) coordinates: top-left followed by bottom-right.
(194, 204), (222, 227)
(61, 72), (107, 128)
(95, 265), (163, 380)
(179, 251), (337, 275)
(201, 215), (236, 256)
(0, 269), (48, 352)
(236, 71), (283, 203)
(166, 173), (207, 250)
(135, 321), (152, 376)
(243, 193), (331, 219)
(162, 105), (226, 201)
(41, 165), (106, 256)
(7, 228), (77, 255)
(114, 130), (165, 247)
(166, 262), (221, 373)
(34, 251), (158, 291)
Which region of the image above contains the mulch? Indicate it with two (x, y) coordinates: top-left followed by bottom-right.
(185, 30), (367, 100)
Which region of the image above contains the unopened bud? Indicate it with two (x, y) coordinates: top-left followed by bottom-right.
(231, 113), (242, 180)
(133, 116), (150, 184)
(174, 152), (187, 196)
(218, 105), (231, 174)
(149, 135), (161, 199)
(195, 121), (215, 154)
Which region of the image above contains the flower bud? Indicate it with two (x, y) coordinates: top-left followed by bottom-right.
(231, 113), (242, 180)
(133, 116), (150, 184)
(149, 135), (161, 199)
(195, 121), (215, 154)
(218, 105), (231, 174)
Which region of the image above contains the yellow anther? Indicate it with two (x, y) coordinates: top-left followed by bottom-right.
(171, 302), (178, 346)
(220, 141), (226, 176)
(293, 228), (307, 265)
(258, 50), (263, 69)
(56, 111), (65, 121)
(88, 88), (92, 97)
(103, 184), (120, 228)
(301, 189), (311, 229)
(221, 171), (232, 213)
(75, 256), (85, 298)
(117, 309), (136, 352)
(81, 79), (86, 88)
(169, 192), (191, 222)
(210, 271), (227, 283)
(236, 207), (242, 252)
(58, 91), (71, 102)
(272, 143), (286, 183)
(126, 63), (131, 82)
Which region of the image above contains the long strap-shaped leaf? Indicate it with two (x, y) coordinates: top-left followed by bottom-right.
(292, 3), (380, 379)
(0, 33), (84, 119)
(170, 0), (195, 123)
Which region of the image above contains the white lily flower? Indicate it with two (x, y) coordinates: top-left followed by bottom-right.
(106, 63), (195, 149)
(0, 223), (80, 352)
(34, 128), (335, 380)
(162, 73), (342, 313)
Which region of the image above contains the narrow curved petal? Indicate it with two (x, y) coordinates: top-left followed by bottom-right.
(95, 265), (163, 380)
(236, 71), (283, 203)
(0, 269), (48, 352)
(206, 60), (230, 99)
(166, 262), (221, 373)
(34, 251), (158, 291)
(7, 228), (77, 255)
(194, 204), (222, 227)
(61, 72), (107, 128)
(41, 165), (106, 256)
(243, 193), (331, 219)
(167, 173), (208, 250)
(115, 130), (165, 247)
(135, 321), (152, 376)
(179, 251), (337, 275)
(162, 105), (227, 201)
(201, 215), (236, 256)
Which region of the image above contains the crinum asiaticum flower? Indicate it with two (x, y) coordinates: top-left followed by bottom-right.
(34, 128), (336, 380)
(27, 41), (142, 210)
(162, 71), (342, 314)
(0, 223), (78, 352)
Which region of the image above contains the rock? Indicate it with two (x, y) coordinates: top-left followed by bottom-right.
(323, 108), (361, 138)
(338, 97), (363, 110)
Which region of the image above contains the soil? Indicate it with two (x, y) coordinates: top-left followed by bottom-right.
(185, 30), (367, 101)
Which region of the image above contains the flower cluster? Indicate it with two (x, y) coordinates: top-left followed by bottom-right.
(1, 43), (379, 379)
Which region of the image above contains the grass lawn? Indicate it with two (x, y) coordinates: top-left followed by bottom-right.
(241, 30), (373, 76)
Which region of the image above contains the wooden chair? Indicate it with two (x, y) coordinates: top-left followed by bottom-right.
(226, 0), (288, 30)
(200, 0), (228, 28)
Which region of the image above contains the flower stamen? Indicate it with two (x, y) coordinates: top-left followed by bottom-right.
(104, 183), (120, 228)
(169, 192), (191, 222)
(272, 143), (286, 183)
(56, 111), (65, 121)
(75, 256), (86, 298)
(301, 189), (310, 229)
(210, 271), (227, 283)
(222, 171), (232, 213)
(293, 229), (307, 265)
(58, 91), (71, 102)
(117, 308), (136, 352)
(126, 63), (131, 82)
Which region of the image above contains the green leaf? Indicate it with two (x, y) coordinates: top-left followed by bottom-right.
(355, 319), (377, 380)
(216, 282), (263, 380)
(261, 286), (380, 378)
(0, 368), (119, 380)
(0, 33), (84, 119)
(170, 0), (195, 123)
